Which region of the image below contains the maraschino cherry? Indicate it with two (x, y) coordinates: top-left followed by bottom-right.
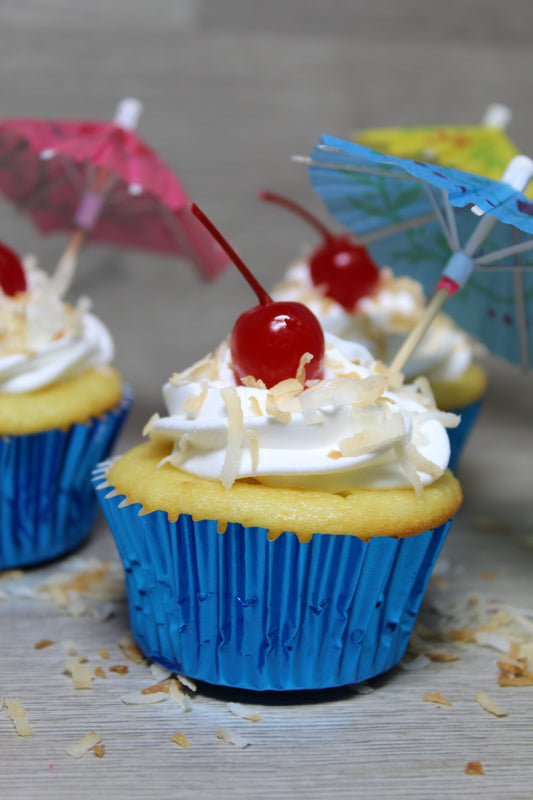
(190, 203), (325, 389)
(260, 191), (380, 311)
(0, 241), (27, 296)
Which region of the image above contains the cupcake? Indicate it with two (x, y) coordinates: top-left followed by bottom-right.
(0, 246), (131, 569)
(94, 205), (462, 691)
(94, 318), (462, 690)
(259, 193), (487, 470)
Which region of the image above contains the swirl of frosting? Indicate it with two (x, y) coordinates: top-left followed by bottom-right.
(0, 257), (115, 393)
(147, 333), (459, 493)
(272, 259), (481, 382)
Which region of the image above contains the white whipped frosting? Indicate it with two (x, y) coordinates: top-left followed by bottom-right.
(0, 256), (115, 393)
(148, 333), (458, 493)
(272, 258), (479, 382)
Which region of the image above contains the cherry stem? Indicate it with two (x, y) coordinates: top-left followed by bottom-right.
(259, 190), (333, 241)
(191, 203), (272, 305)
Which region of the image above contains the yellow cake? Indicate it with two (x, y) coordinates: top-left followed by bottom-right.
(0, 365), (123, 435)
(108, 439), (462, 541)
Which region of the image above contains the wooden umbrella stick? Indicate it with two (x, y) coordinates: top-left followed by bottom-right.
(389, 287), (449, 374)
(51, 227), (86, 297)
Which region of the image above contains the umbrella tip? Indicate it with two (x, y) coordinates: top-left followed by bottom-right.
(502, 155), (533, 193)
(114, 98), (144, 131)
(482, 103), (512, 130)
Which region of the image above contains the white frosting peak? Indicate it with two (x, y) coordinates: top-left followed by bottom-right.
(148, 333), (458, 493)
(0, 256), (115, 393)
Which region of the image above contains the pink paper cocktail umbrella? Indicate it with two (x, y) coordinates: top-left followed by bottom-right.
(0, 98), (229, 291)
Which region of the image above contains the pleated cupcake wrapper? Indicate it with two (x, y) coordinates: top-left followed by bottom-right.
(447, 399), (484, 472)
(0, 387), (132, 569)
(94, 462), (454, 691)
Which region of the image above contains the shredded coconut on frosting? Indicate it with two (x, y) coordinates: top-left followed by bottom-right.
(149, 333), (458, 494)
(0, 255), (115, 393)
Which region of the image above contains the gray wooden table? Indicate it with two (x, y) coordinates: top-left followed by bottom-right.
(1, 3), (533, 797)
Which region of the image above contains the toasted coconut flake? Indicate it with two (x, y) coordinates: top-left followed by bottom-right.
(475, 691), (508, 717)
(171, 732), (190, 749)
(168, 681), (192, 711)
(394, 442), (423, 497)
(169, 351), (220, 384)
(120, 690), (168, 705)
(94, 666), (107, 679)
(183, 386), (208, 418)
(63, 656), (94, 690)
(216, 727), (251, 749)
(177, 674), (197, 692)
(142, 413), (160, 436)
(247, 430), (260, 472)
(296, 352), (313, 384)
(265, 397), (291, 423)
(150, 663), (172, 682)
(399, 654), (431, 671)
(93, 744), (105, 758)
(249, 395), (263, 416)
(4, 698), (33, 736)
(405, 443), (442, 480)
(474, 631), (512, 652)
(109, 664), (129, 675)
(227, 702), (262, 722)
(66, 732), (102, 758)
(220, 386), (244, 489)
(34, 638), (55, 650)
(424, 648), (460, 663)
(241, 375), (267, 389)
(423, 692), (452, 707)
(157, 438), (190, 470)
(498, 673), (533, 687)
(340, 412), (405, 457)
(118, 636), (145, 664)
(141, 678), (184, 695)
(465, 761), (485, 776)
(448, 627), (478, 644)
(98, 648), (111, 660)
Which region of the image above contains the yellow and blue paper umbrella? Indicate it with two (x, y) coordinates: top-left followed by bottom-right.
(302, 135), (533, 369)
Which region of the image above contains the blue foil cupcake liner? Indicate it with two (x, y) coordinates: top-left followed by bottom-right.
(447, 399), (483, 472)
(0, 387), (132, 570)
(94, 462), (454, 692)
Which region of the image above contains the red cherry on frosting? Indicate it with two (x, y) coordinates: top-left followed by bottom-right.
(0, 241), (27, 296)
(260, 191), (380, 311)
(230, 300), (324, 388)
(309, 234), (380, 311)
(190, 203), (325, 388)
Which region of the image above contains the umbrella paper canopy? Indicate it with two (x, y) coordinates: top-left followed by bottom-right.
(351, 103), (533, 199)
(301, 135), (533, 369)
(0, 98), (229, 284)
